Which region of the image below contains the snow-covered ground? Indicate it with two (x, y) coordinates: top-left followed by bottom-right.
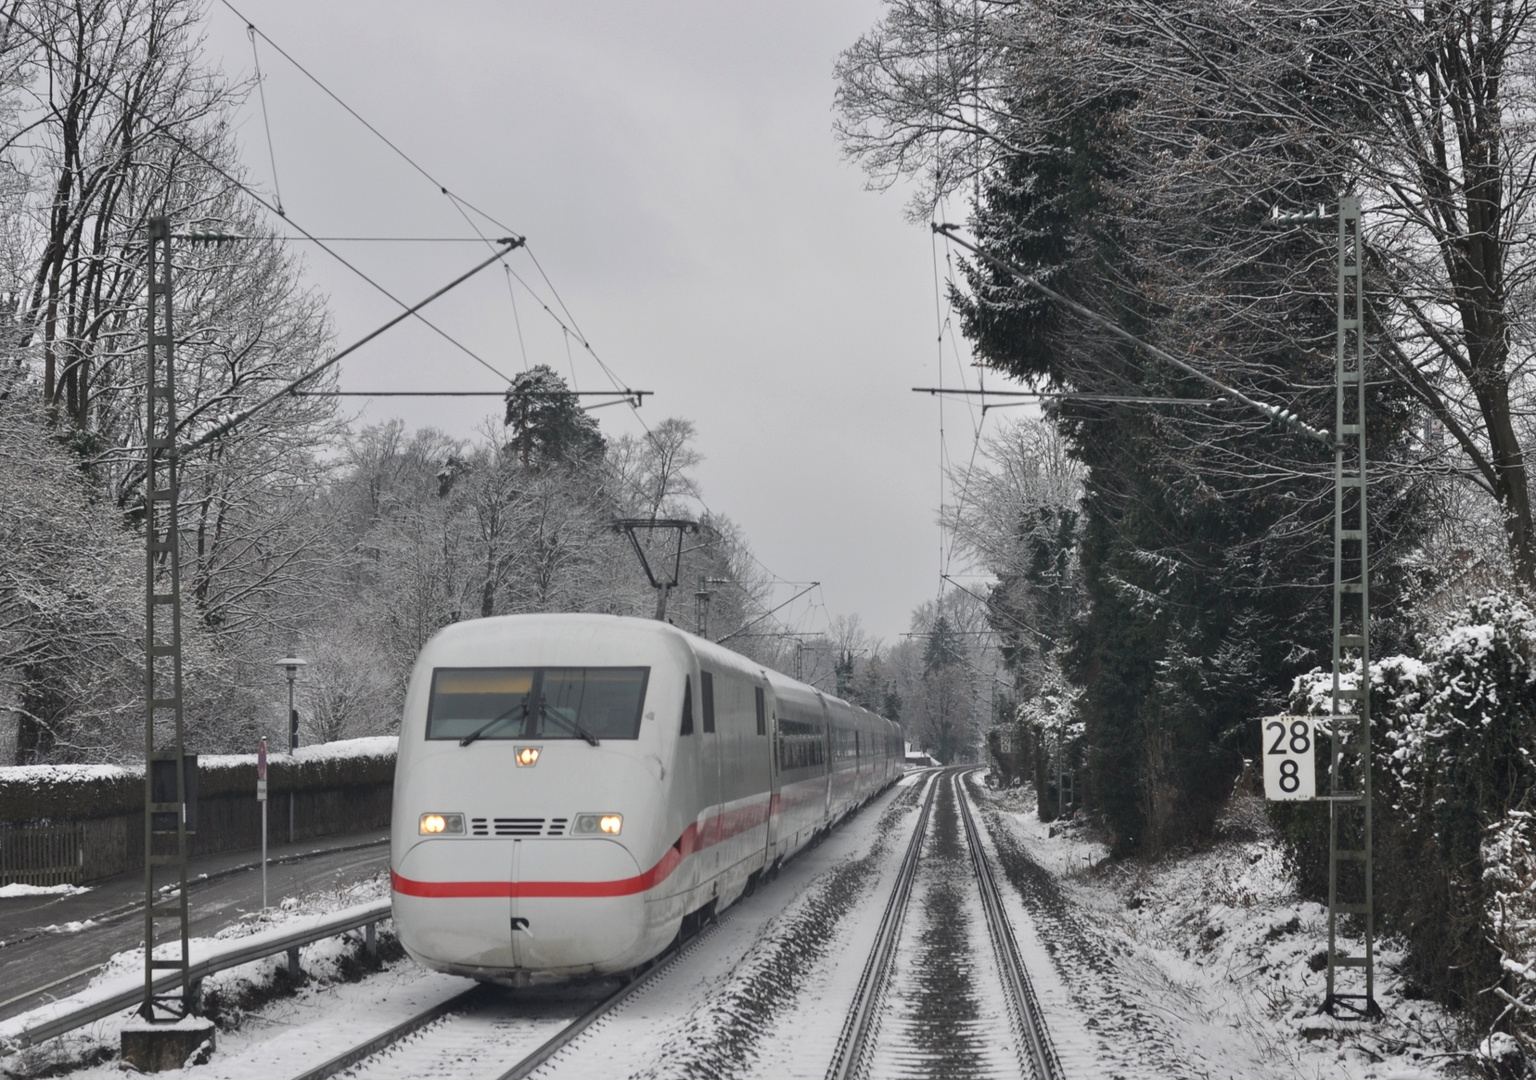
(0, 883), (90, 899)
(2, 771), (1474, 1080)
(972, 779), (1466, 1080)
(1, 873), (404, 1078)
(0, 779), (930, 1080)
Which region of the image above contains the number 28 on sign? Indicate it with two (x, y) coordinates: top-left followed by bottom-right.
(1261, 715), (1315, 801)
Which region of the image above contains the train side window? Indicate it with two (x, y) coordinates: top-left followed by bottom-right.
(700, 671), (715, 733)
(754, 687), (766, 736)
(681, 676), (694, 736)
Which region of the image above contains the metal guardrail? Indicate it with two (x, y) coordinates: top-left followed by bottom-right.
(2, 898), (391, 1049)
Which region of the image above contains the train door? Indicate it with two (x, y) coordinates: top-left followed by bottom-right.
(816, 693), (833, 823)
(699, 670), (724, 882)
(675, 672), (702, 900)
(764, 681), (784, 859)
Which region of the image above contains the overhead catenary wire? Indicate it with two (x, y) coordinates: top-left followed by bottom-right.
(246, 23), (284, 216)
(931, 218), (988, 594)
(212, 2), (816, 636)
(222, 0), (647, 406)
(276, 236), (536, 242)
(3, 1), (822, 646)
(715, 583), (823, 647)
(219, 0), (511, 234)
(932, 222), (1333, 448)
(0, 14), (524, 395)
(295, 389), (651, 400)
(182, 240), (522, 453)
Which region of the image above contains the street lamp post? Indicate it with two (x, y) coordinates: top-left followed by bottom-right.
(274, 656), (306, 843)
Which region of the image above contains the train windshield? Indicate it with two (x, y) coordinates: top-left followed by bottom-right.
(427, 667), (650, 741)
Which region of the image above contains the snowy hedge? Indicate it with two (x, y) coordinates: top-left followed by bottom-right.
(1274, 593), (1536, 1031)
(0, 736), (395, 824)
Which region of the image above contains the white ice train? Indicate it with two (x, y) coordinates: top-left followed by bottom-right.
(390, 613), (904, 983)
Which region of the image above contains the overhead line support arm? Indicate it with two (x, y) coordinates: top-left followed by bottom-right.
(714, 583), (821, 647)
(930, 223), (1333, 449)
(182, 239), (523, 454)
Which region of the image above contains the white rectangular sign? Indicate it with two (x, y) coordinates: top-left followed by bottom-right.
(1261, 715), (1315, 801)
(256, 778), (267, 802)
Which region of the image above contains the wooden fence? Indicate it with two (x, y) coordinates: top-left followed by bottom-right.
(0, 821), (83, 887)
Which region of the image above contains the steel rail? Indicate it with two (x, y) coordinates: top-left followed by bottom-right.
(279, 905), (722, 1080)
(823, 771), (940, 1080)
(490, 931), (700, 1080)
(273, 780), (911, 1080)
(956, 770), (1062, 1080)
(291, 984), (490, 1080)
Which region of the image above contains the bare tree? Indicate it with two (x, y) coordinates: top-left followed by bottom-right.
(0, 389), (137, 760)
(608, 417), (703, 520)
(5, 0), (241, 429)
(840, 0), (1536, 589)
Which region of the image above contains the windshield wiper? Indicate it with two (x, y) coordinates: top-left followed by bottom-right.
(540, 705), (601, 747)
(459, 701), (528, 747)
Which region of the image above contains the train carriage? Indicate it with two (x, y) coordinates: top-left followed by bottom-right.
(390, 613), (902, 983)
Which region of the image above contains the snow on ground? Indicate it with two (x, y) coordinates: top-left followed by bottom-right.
(973, 778), (1464, 1080)
(0, 872), (410, 1078)
(0, 779), (928, 1080)
(538, 775), (927, 1080)
(7, 770), (1461, 1080)
(0, 884), (90, 899)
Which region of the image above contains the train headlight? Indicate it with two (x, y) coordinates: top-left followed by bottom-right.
(515, 746), (541, 767)
(419, 813), (464, 835)
(573, 813), (622, 836)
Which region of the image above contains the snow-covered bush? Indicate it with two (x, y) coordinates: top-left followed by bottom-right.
(1484, 808), (1536, 1060)
(1278, 593), (1536, 1027)
(1017, 661), (1082, 821)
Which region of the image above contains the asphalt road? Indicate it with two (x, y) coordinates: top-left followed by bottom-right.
(0, 828), (389, 1022)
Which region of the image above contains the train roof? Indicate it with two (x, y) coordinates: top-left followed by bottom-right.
(420, 613), (899, 731)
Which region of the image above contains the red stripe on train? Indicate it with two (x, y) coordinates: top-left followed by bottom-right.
(393, 791), (783, 900)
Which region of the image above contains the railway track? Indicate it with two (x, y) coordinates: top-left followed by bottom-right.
(283, 913), (719, 1080)
(826, 768), (1060, 1080)
(277, 772), (1052, 1080)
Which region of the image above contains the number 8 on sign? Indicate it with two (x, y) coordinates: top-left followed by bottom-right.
(1261, 715), (1315, 801)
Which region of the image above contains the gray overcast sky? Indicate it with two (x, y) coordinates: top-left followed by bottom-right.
(202, 1), (985, 643)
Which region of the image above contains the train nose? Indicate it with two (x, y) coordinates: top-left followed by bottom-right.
(510, 838), (648, 973)
(393, 839), (518, 972)
(392, 837), (648, 976)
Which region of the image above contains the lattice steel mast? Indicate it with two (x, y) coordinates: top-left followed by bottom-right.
(1324, 195), (1376, 1016)
(141, 216), (194, 1020)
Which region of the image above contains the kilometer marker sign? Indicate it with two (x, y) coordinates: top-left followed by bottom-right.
(1261, 715), (1315, 801)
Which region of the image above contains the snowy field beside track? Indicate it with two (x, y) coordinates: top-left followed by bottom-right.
(975, 781), (1462, 1080)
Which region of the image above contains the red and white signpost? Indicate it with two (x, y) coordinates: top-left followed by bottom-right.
(257, 739), (268, 911)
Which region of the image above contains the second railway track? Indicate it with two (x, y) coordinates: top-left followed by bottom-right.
(827, 768), (1060, 1080)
